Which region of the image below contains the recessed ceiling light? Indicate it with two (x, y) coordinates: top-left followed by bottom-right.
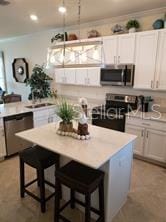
(30, 14), (38, 21)
(58, 6), (66, 14)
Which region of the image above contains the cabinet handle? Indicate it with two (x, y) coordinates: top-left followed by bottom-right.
(156, 81), (159, 88)
(146, 131), (149, 138)
(151, 80), (154, 89)
(118, 56), (120, 64)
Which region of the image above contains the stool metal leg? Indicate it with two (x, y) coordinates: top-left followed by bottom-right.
(19, 157), (25, 198)
(38, 169), (46, 213)
(70, 189), (75, 209)
(54, 179), (61, 222)
(99, 180), (105, 222)
(85, 193), (91, 222)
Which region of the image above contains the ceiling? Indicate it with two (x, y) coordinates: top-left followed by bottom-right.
(0, 0), (166, 39)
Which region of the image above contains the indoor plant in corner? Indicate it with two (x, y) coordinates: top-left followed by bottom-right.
(126, 19), (140, 33)
(26, 64), (53, 100)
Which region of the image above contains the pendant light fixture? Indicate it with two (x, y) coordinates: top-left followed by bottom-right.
(47, 0), (102, 68)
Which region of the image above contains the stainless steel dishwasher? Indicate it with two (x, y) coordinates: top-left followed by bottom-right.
(4, 112), (33, 156)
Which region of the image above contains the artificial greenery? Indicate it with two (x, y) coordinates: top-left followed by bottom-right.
(126, 19), (140, 30)
(56, 99), (78, 124)
(26, 65), (52, 100)
(51, 32), (68, 43)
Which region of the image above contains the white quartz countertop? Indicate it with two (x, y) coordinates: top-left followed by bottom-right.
(16, 122), (136, 169)
(126, 110), (166, 123)
(0, 99), (58, 118)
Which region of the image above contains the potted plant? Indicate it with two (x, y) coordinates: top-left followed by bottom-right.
(126, 19), (140, 33)
(26, 65), (53, 100)
(56, 99), (78, 133)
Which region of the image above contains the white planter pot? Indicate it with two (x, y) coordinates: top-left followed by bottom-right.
(129, 27), (136, 33)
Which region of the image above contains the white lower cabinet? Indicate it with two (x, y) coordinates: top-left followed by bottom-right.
(33, 108), (60, 128)
(125, 118), (166, 164)
(144, 129), (166, 162)
(125, 125), (144, 156)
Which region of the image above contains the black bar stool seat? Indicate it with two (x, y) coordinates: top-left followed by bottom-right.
(19, 145), (60, 213)
(54, 161), (105, 222)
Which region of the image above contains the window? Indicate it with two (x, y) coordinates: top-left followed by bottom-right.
(0, 51), (6, 91)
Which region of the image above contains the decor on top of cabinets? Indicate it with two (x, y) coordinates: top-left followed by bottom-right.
(51, 32), (68, 43)
(47, 0), (102, 68)
(26, 64), (52, 100)
(12, 58), (29, 83)
(126, 19), (140, 33)
(68, 33), (78, 41)
(111, 24), (125, 34)
(152, 19), (164, 30)
(88, 30), (100, 38)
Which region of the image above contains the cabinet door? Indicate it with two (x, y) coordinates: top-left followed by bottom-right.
(87, 68), (101, 86)
(75, 68), (88, 85)
(155, 30), (166, 90)
(0, 128), (6, 157)
(117, 34), (135, 64)
(144, 129), (166, 163)
(64, 68), (76, 84)
(125, 124), (145, 156)
(103, 36), (117, 65)
(55, 68), (65, 84)
(134, 31), (158, 89)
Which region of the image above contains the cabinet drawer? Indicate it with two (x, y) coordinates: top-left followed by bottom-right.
(126, 117), (166, 131)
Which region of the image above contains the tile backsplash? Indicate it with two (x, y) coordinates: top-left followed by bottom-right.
(56, 84), (166, 110)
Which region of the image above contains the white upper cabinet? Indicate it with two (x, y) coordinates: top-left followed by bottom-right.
(134, 31), (158, 89)
(102, 34), (135, 65)
(103, 36), (117, 65)
(75, 68), (88, 85)
(117, 34), (135, 64)
(155, 29), (166, 90)
(55, 68), (65, 84)
(64, 68), (76, 84)
(87, 68), (101, 86)
(75, 68), (100, 86)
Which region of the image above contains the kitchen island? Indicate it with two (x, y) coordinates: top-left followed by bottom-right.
(17, 122), (136, 222)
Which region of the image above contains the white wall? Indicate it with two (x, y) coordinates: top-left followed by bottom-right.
(0, 8), (166, 102)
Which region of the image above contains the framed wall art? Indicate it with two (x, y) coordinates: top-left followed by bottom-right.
(12, 58), (29, 83)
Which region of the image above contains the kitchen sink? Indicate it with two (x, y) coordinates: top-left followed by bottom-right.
(25, 103), (54, 109)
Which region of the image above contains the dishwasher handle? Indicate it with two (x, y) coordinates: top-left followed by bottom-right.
(4, 112), (33, 122)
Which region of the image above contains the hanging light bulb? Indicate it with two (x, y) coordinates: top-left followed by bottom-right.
(50, 53), (56, 64)
(80, 46), (87, 63)
(70, 51), (75, 62)
(93, 46), (100, 61)
(59, 50), (65, 63)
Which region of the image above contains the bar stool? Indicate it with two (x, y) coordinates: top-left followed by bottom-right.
(19, 145), (60, 213)
(54, 161), (105, 222)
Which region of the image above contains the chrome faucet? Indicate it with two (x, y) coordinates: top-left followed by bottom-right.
(31, 89), (37, 104)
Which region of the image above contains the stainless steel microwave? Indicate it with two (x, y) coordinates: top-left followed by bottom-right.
(100, 65), (135, 86)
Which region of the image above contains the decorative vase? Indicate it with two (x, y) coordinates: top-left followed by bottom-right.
(129, 27), (136, 33)
(59, 121), (74, 132)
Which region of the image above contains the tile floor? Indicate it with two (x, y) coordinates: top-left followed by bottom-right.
(0, 156), (166, 222)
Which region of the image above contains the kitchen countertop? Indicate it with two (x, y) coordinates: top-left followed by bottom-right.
(0, 96), (100, 119)
(0, 99), (57, 118)
(16, 122), (136, 169)
(126, 110), (166, 123)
